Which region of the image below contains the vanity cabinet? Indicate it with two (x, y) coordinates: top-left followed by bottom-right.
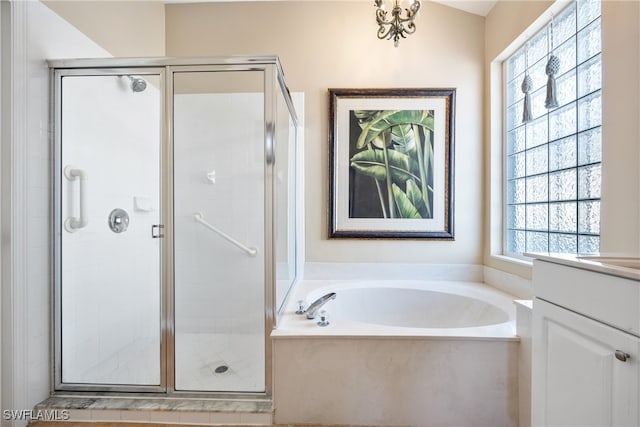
(531, 257), (640, 427)
(533, 298), (639, 426)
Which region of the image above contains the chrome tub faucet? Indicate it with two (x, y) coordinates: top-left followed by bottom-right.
(304, 292), (336, 319)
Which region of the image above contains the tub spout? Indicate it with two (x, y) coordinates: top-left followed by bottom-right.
(305, 292), (336, 319)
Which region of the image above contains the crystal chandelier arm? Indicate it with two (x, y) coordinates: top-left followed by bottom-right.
(376, 9), (397, 40)
(402, 22), (417, 36)
(397, 1), (420, 23)
(399, 4), (420, 36)
(376, 8), (394, 26)
(377, 25), (394, 40)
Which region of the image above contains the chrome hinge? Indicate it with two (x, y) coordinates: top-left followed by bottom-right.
(151, 224), (165, 238)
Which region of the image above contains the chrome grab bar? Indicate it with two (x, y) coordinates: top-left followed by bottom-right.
(64, 165), (88, 232)
(193, 212), (258, 257)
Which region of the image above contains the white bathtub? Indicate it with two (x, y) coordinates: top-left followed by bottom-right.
(272, 280), (520, 427)
(274, 280), (516, 338)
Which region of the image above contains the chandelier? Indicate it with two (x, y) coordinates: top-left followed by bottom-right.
(374, 0), (421, 47)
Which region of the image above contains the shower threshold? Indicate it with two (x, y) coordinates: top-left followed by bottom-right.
(34, 395), (273, 425)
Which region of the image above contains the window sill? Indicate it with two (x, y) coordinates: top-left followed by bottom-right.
(487, 253), (533, 282)
(490, 253), (533, 268)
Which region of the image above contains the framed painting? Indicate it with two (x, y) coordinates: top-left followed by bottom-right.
(329, 88), (455, 239)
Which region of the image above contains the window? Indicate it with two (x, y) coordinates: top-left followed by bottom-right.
(504, 0), (602, 256)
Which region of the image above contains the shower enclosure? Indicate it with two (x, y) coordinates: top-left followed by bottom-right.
(50, 57), (299, 394)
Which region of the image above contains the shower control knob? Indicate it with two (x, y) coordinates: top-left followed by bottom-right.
(108, 208), (129, 233)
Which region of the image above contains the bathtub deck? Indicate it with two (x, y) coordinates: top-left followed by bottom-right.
(272, 279), (521, 427)
(275, 279), (520, 340)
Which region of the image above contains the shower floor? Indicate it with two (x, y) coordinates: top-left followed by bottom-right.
(66, 332), (264, 392)
(175, 332), (265, 392)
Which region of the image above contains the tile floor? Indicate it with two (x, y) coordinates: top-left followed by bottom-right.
(34, 396), (273, 425)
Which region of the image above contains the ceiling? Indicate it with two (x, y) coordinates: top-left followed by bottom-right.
(432, 0), (496, 16)
(164, 0), (498, 17)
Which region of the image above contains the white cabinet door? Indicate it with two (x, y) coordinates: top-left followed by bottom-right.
(532, 299), (639, 427)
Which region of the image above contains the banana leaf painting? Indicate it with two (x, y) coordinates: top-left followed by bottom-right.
(329, 88), (455, 239)
(348, 109), (435, 220)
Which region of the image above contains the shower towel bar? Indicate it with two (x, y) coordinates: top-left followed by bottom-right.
(193, 212), (258, 257)
(64, 165), (88, 232)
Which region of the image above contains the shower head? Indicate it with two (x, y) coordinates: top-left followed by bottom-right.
(126, 75), (147, 93)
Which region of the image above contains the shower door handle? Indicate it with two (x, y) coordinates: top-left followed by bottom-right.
(151, 224), (165, 238)
(64, 165), (88, 232)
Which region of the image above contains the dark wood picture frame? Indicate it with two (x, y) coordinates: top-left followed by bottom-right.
(329, 88), (455, 239)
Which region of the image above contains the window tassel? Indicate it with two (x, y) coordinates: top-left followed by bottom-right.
(545, 55), (560, 108)
(545, 16), (559, 109)
(521, 42), (533, 123)
(521, 74), (533, 123)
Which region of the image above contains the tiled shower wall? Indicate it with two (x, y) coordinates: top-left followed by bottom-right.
(173, 92), (265, 336)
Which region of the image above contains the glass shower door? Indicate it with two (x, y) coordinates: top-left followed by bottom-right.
(57, 72), (163, 389)
(173, 70), (266, 392)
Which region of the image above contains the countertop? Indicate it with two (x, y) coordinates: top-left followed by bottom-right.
(526, 253), (640, 282)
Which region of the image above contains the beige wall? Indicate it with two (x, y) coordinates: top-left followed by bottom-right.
(43, 0), (639, 272)
(599, 0), (640, 256)
(43, 1), (165, 57)
(166, 1), (486, 264)
(484, 0), (640, 278)
(484, 0), (553, 62)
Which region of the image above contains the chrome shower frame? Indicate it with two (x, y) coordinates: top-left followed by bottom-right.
(49, 56), (299, 396)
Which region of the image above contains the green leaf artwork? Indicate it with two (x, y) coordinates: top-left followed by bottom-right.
(348, 109), (434, 219)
